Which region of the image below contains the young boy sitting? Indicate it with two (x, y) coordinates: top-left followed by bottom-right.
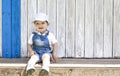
(26, 13), (58, 76)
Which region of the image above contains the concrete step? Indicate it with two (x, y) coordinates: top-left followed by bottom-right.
(0, 63), (120, 76)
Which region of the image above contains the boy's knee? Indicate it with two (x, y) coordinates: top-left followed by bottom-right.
(28, 55), (39, 63)
(42, 53), (50, 59)
(32, 55), (38, 59)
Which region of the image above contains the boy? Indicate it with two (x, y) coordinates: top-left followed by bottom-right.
(26, 13), (58, 76)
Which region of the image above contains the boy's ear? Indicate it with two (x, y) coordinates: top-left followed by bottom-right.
(46, 21), (49, 25)
(33, 21), (36, 24)
(48, 23), (50, 26)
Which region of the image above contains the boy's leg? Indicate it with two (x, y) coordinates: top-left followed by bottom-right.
(39, 53), (50, 76)
(26, 55), (39, 74)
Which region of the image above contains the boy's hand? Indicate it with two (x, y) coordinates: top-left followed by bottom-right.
(52, 54), (58, 63)
(52, 43), (58, 63)
(28, 44), (35, 57)
(30, 50), (35, 57)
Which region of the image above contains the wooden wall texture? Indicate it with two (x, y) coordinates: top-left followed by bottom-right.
(20, 0), (120, 58)
(0, 0), (120, 58)
(0, 0), (1, 57)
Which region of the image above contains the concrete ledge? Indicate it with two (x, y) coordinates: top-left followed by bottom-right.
(0, 63), (120, 76)
(1, 63), (120, 68)
(1, 58), (120, 76)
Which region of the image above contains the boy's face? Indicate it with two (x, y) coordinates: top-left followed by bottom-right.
(34, 20), (48, 34)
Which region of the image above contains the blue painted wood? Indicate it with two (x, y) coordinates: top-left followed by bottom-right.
(2, 0), (12, 58)
(2, 0), (21, 58)
(11, 0), (21, 58)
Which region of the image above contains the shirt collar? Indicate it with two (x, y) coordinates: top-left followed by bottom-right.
(35, 30), (48, 35)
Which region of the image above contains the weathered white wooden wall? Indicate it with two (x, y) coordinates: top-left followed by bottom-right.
(0, 0), (120, 58)
(114, 0), (120, 57)
(0, 0), (2, 57)
(21, 0), (120, 58)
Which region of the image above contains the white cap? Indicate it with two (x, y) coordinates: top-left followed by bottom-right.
(34, 13), (49, 22)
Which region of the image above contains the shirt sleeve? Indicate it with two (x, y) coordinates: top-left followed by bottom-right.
(51, 35), (58, 44)
(28, 34), (34, 45)
(48, 33), (58, 44)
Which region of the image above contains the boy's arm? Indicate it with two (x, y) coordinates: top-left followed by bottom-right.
(28, 44), (35, 57)
(52, 43), (58, 63)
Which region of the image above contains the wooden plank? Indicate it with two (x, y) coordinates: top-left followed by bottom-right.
(0, 0), (1, 57)
(94, 0), (104, 57)
(27, 0), (37, 56)
(27, 0), (37, 57)
(21, 0), (28, 57)
(38, 0), (47, 13)
(27, 0), (36, 39)
(2, 0), (12, 58)
(103, 0), (113, 57)
(66, 0), (75, 57)
(113, 0), (120, 57)
(47, 0), (57, 36)
(57, 0), (65, 57)
(27, 0), (37, 34)
(75, 0), (85, 57)
(11, 0), (21, 58)
(84, 0), (94, 58)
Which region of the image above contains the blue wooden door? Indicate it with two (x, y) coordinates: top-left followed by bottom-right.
(2, 0), (21, 58)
